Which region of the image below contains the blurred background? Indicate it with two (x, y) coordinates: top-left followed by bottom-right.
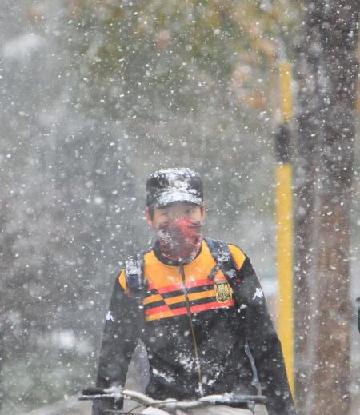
(0, 1), (359, 414)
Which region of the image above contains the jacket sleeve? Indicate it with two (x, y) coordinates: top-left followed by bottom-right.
(231, 256), (296, 415)
(93, 272), (143, 413)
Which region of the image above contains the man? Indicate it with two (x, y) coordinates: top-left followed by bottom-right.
(93, 168), (296, 415)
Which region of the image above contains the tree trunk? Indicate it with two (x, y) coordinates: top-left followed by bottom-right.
(293, 4), (322, 412)
(310, 2), (358, 413)
(294, 1), (359, 414)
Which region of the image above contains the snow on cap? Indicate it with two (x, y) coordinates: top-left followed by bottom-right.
(146, 168), (203, 208)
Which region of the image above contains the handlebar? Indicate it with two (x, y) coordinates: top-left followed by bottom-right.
(79, 386), (267, 411)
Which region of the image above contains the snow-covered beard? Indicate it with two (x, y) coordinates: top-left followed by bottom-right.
(156, 218), (202, 263)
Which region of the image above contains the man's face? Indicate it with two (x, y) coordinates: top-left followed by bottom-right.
(146, 202), (205, 229)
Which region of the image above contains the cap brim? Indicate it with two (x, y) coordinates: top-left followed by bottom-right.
(156, 190), (202, 208)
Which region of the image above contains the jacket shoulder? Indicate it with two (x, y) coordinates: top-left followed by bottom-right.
(228, 243), (247, 270)
(118, 269), (127, 291)
(117, 246), (154, 293)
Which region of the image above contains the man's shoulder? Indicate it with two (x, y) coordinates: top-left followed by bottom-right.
(116, 245), (154, 291)
(204, 237), (248, 271)
(227, 242), (248, 271)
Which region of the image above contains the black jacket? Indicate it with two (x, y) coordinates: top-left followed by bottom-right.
(94, 239), (296, 415)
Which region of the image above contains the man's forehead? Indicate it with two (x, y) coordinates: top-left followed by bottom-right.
(156, 202), (200, 211)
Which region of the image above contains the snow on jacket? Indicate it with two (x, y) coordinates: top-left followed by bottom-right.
(94, 239), (296, 415)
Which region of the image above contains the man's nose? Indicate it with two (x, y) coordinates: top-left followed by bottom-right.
(169, 211), (187, 220)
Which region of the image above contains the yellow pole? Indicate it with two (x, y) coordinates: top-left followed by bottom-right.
(279, 61), (293, 122)
(276, 163), (294, 394)
(275, 59), (294, 395)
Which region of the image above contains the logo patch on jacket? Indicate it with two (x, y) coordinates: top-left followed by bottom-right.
(214, 281), (233, 303)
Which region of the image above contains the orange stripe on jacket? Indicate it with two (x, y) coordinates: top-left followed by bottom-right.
(149, 278), (214, 294)
(146, 299), (235, 321)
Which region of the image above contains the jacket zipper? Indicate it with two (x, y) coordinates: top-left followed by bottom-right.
(179, 264), (203, 396)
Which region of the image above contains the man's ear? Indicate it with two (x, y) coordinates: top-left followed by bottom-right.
(200, 203), (206, 223)
(145, 207), (154, 226)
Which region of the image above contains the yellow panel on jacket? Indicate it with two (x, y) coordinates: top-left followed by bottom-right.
(118, 239), (247, 322)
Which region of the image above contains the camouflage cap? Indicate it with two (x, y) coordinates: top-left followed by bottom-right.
(146, 168), (203, 208)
